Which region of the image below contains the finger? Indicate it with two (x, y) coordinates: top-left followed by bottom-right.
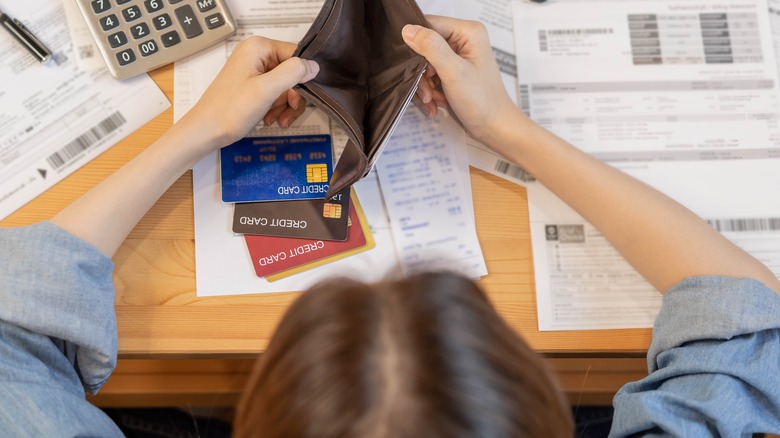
(413, 95), (438, 118)
(287, 89), (304, 110)
(241, 37), (298, 72)
(402, 24), (467, 79)
(263, 103), (288, 126)
(269, 92), (288, 109)
(266, 39), (297, 61)
(423, 15), (465, 43)
(417, 77), (434, 104)
(430, 89), (448, 107)
(257, 57), (319, 98)
(277, 103), (307, 128)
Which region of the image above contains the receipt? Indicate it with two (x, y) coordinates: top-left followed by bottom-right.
(376, 108), (487, 279)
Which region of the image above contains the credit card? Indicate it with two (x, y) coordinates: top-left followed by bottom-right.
(233, 187), (350, 241)
(244, 191), (374, 278)
(220, 135), (332, 203)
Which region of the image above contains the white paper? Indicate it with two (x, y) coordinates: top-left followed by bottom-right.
(376, 108), (487, 279)
(512, 0), (780, 330)
(529, 160), (780, 330)
(0, 0), (169, 220)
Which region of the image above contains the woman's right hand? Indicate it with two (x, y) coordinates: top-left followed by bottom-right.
(402, 16), (522, 145)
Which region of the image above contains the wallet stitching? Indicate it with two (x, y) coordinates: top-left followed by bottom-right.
(318, 93), (362, 141)
(306, 0), (344, 58)
(306, 83), (365, 150)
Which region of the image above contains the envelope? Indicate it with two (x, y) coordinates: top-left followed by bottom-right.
(293, 0), (429, 198)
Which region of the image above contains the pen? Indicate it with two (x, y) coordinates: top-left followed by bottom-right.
(0, 7), (52, 63)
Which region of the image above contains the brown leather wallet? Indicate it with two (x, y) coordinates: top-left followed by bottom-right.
(293, 0), (428, 198)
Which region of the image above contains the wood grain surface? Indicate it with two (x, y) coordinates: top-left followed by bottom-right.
(0, 64), (652, 357)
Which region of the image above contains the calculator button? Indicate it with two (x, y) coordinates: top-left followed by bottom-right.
(161, 30), (181, 47)
(122, 5), (142, 22)
(116, 0), (132, 4)
(144, 0), (164, 13)
(91, 0), (111, 14)
(152, 13), (172, 30)
(168, 0), (183, 4)
(108, 31), (128, 48)
(174, 5), (203, 39)
(138, 39), (159, 57)
(205, 13), (224, 29)
(116, 48), (136, 66)
(196, 0), (216, 13)
(100, 14), (119, 31)
(130, 22), (150, 39)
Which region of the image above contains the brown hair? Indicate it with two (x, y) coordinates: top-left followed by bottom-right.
(234, 272), (572, 437)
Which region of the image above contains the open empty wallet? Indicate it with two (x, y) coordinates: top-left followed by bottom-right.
(293, 0), (429, 198)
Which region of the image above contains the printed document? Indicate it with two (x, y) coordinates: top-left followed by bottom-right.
(376, 108), (487, 279)
(0, 0), (169, 220)
(512, 0), (780, 330)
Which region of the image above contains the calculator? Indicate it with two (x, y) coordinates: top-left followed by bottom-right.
(75, 0), (236, 80)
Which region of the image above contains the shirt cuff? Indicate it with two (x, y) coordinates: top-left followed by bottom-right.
(0, 221), (117, 393)
(648, 276), (780, 373)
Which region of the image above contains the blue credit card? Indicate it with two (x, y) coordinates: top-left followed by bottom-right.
(220, 135), (332, 203)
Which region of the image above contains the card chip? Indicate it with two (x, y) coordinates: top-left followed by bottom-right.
(323, 203), (342, 219)
(306, 163), (328, 183)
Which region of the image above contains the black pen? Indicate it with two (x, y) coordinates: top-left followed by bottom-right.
(0, 7), (52, 63)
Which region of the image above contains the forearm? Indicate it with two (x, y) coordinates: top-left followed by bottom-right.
(51, 116), (218, 257)
(487, 109), (780, 294)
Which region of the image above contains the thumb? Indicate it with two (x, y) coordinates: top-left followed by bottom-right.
(402, 25), (463, 76)
(257, 57), (320, 97)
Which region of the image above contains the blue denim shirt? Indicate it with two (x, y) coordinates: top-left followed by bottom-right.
(610, 276), (780, 437)
(0, 222), (121, 436)
(0, 223), (779, 437)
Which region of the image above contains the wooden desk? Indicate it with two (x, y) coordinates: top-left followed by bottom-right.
(0, 65), (652, 406)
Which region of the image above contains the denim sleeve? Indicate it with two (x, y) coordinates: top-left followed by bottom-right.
(0, 222), (122, 436)
(610, 276), (780, 437)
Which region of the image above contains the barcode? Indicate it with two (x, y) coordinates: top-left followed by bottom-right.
(519, 84), (531, 117)
(494, 159), (536, 182)
(547, 28), (614, 35)
(706, 218), (780, 232)
(47, 112), (126, 170)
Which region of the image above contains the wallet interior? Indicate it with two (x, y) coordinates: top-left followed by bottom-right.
(293, 0), (428, 197)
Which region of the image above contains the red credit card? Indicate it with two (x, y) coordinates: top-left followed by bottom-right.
(244, 201), (367, 278)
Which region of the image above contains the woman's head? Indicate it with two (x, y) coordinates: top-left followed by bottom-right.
(235, 272), (572, 437)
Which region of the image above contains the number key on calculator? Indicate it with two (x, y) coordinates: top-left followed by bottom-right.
(75, 0), (236, 80)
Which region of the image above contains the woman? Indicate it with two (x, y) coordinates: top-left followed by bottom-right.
(234, 17), (780, 438)
(0, 15), (778, 438)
